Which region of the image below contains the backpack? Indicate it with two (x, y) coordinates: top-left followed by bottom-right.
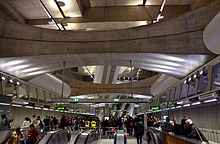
(129, 121), (133, 127)
(39, 120), (45, 128)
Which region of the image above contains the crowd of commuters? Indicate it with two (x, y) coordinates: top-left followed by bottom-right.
(1, 113), (209, 144)
(100, 115), (144, 144)
(1, 114), (100, 144)
(148, 115), (208, 143)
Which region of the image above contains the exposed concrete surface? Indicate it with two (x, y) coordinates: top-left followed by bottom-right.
(0, 1), (220, 57)
(56, 73), (160, 96)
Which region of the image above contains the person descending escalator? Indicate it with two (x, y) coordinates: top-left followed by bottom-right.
(184, 119), (209, 143)
(134, 117), (144, 144)
(27, 124), (41, 144)
(6, 126), (25, 144)
(117, 117), (123, 130)
(59, 115), (66, 129)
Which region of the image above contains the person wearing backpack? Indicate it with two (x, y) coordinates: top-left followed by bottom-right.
(134, 117), (144, 144)
(126, 116), (134, 136)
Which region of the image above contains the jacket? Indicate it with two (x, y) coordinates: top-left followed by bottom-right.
(6, 131), (24, 144)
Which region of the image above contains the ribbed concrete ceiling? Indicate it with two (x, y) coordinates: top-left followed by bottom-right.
(3, 0), (194, 30)
(0, 53), (213, 80)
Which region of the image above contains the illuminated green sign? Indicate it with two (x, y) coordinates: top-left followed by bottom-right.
(23, 102), (29, 105)
(150, 106), (160, 110)
(177, 101), (183, 105)
(57, 107), (65, 110)
(74, 99), (79, 102)
(114, 99), (119, 102)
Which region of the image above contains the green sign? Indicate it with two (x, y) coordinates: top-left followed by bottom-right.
(177, 101), (183, 105)
(114, 99), (119, 102)
(23, 102), (29, 105)
(150, 106), (160, 110)
(57, 107), (65, 110)
(74, 99), (79, 102)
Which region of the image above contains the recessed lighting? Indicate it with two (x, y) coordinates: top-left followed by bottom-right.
(183, 104), (190, 107)
(200, 70), (203, 75)
(191, 102), (201, 105)
(204, 99), (217, 103)
(57, 1), (65, 7)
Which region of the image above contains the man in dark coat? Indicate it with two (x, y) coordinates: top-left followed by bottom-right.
(169, 121), (184, 135)
(185, 119), (209, 143)
(134, 118), (144, 144)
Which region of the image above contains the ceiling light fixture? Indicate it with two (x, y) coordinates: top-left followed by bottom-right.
(204, 99), (217, 103)
(39, 0), (61, 30)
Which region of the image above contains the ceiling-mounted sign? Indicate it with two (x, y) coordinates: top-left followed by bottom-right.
(74, 99), (79, 102)
(56, 107), (66, 110)
(150, 106), (160, 110)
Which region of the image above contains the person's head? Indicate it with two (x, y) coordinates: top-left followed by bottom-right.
(30, 124), (35, 130)
(185, 119), (193, 128)
(1, 114), (6, 119)
(169, 121), (175, 128)
(25, 117), (29, 121)
(15, 126), (21, 134)
(37, 116), (40, 120)
(173, 116), (176, 121)
(184, 116), (188, 120)
(32, 115), (36, 118)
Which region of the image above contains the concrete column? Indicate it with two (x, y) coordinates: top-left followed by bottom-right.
(207, 65), (213, 91)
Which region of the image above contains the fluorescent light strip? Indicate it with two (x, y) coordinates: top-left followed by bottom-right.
(50, 109), (54, 111)
(12, 104), (22, 107)
(171, 107), (175, 110)
(34, 107), (41, 110)
(0, 103), (10, 106)
(43, 108), (49, 111)
(176, 106), (182, 109)
(25, 106), (33, 109)
(183, 104), (190, 107)
(55, 110), (59, 112)
(204, 99), (217, 103)
(191, 102), (201, 105)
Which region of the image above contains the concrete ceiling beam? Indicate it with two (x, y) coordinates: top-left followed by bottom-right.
(25, 5), (190, 25)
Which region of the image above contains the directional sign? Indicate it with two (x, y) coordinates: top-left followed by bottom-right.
(74, 99), (79, 102)
(114, 99), (119, 102)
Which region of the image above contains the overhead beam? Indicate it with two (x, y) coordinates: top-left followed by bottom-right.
(48, 98), (150, 103)
(26, 5), (190, 25)
(0, 1), (25, 23)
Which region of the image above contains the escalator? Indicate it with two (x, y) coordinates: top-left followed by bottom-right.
(74, 129), (99, 144)
(114, 130), (127, 144)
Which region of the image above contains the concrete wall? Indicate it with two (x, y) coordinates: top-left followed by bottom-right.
(10, 107), (76, 128)
(169, 101), (220, 130)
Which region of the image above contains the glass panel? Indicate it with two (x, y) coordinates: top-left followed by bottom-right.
(212, 62), (220, 90)
(188, 80), (196, 97)
(174, 86), (179, 100)
(29, 86), (37, 99)
(44, 91), (50, 101)
(18, 84), (28, 99)
(198, 70), (209, 94)
(180, 83), (187, 99)
(5, 80), (16, 96)
(166, 91), (170, 102)
(38, 89), (44, 100)
(0, 104), (10, 128)
(169, 88), (174, 101)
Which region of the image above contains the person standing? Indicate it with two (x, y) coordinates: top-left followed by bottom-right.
(134, 118), (144, 144)
(22, 117), (31, 127)
(31, 115), (37, 125)
(27, 124), (41, 144)
(1, 114), (14, 129)
(6, 126), (24, 144)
